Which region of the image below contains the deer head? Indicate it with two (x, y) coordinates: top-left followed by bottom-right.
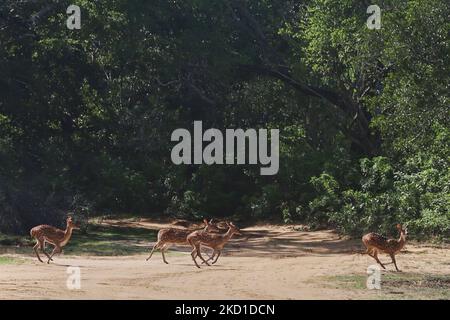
(66, 216), (80, 230)
(226, 221), (242, 236)
(396, 223), (408, 239)
(203, 218), (220, 233)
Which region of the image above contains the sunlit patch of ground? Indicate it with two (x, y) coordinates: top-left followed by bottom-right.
(0, 218), (449, 299)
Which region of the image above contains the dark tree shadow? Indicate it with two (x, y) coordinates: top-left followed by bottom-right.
(159, 228), (364, 258)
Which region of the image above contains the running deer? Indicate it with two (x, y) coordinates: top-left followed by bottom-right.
(30, 216), (79, 264)
(362, 224), (408, 271)
(146, 219), (219, 264)
(187, 221), (241, 268)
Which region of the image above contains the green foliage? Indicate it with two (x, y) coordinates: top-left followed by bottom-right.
(0, 1), (448, 240)
(0, 257), (24, 265)
(309, 153), (449, 238)
(63, 223), (158, 256)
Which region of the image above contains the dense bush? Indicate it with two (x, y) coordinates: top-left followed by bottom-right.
(0, 1), (448, 240)
(308, 154), (449, 239)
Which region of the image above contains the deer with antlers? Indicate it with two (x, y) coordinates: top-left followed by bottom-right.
(187, 221), (241, 268)
(146, 219), (219, 264)
(30, 216), (79, 264)
(362, 224), (408, 271)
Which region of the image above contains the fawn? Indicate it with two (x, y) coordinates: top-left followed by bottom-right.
(146, 219), (219, 264)
(30, 216), (79, 264)
(187, 221), (241, 268)
(362, 224), (408, 271)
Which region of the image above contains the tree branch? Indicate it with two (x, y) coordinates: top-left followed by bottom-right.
(228, 2), (379, 155)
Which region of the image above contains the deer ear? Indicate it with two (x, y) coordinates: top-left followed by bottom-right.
(203, 218), (208, 224)
(209, 219), (214, 224)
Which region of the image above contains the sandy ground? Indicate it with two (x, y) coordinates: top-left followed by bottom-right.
(0, 220), (449, 300)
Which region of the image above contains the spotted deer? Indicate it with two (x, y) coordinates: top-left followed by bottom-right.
(30, 216), (79, 264)
(187, 221), (241, 268)
(362, 224), (408, 271)
(146, 219), (219, 264)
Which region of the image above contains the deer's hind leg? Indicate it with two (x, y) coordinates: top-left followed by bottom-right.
(211, 250), (221, 264)
(41, 241), (53, 262)
(146, 241), (162, 261)
(364, 245), (375, 257)
(202, 249), (217, 264)
(189, 241), (201, 268)
(48, 245), (62, 264)
(194, 244), (210, 266)
(33, 238), (44, 263)
(372, 250), (386, 269)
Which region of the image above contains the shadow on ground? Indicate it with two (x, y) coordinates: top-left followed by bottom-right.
(0, 219), (365, 258)
(136, 220), (364, 258)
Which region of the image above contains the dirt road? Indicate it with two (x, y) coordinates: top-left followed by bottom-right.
(0, 222), (449, 299)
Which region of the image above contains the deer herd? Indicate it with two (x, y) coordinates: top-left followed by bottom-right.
(29, 216), (408, 271)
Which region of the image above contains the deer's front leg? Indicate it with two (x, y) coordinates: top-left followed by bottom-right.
(41, 243), (54, 262)
(202, 249), (216, 264)
(48, 246), (62, 264)
(390, 253), (401, 272)
(211, 251), (221, 264)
